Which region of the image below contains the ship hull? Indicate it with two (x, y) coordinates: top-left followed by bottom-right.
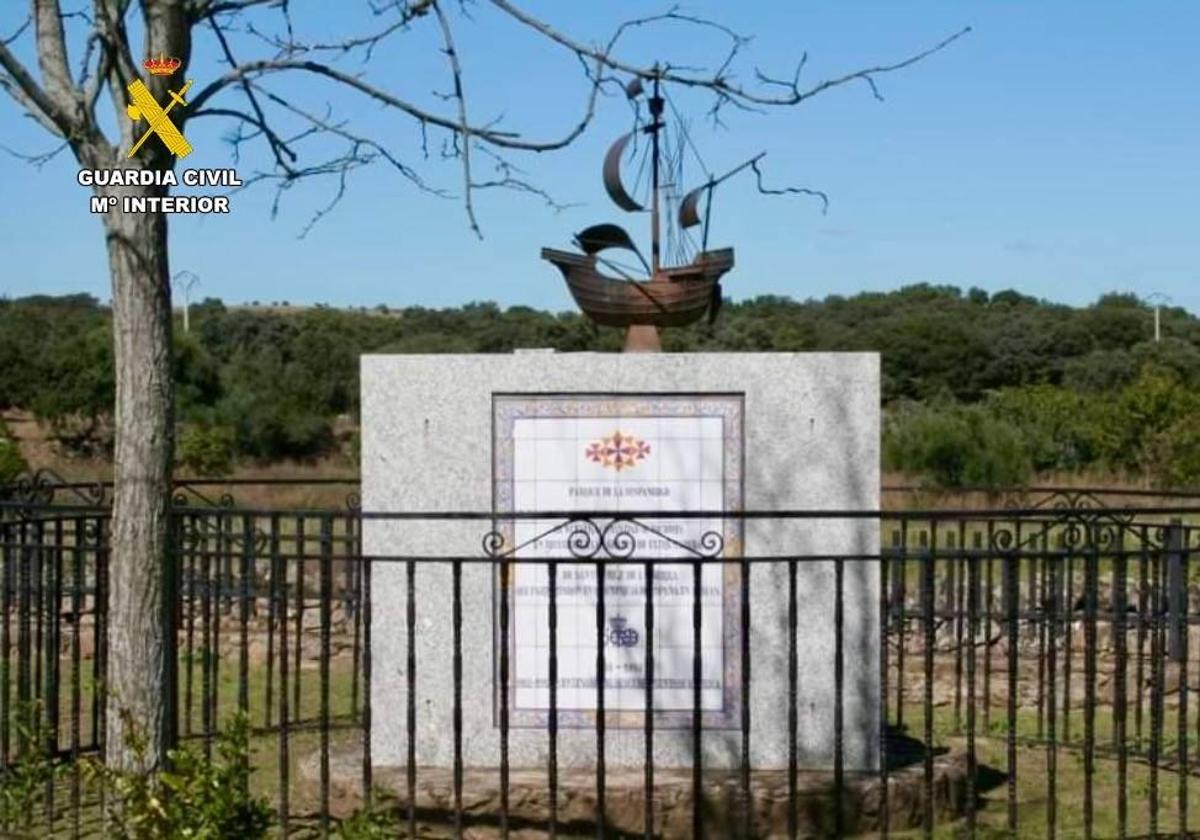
(541, 248), (733, 328)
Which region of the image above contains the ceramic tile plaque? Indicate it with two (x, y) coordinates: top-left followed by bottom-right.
(492, 394), (744, 729)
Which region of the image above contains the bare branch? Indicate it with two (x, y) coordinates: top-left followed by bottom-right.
(206, 12), (298, 175)
(472, 145), (578, 214)
(1, 139), (69, 167)
(190, 55), (604, 153)
(430, 0), (481, 236)
(33, 0), (80, 115)
(240, 0), (430, 61)
(489, 0), (969, 107)
(2, 15), (31, 46)
(0, 38), (72, 135)
(751, 159), (828, 214)
(93, 0), (140, 148)
(193, 74), (449, 236)
(189, 0), (277, 20)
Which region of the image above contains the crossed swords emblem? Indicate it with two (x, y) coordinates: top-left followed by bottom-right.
(125, 78), (194, 159)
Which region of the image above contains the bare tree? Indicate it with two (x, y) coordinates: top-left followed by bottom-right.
(0, 1), (966, 769)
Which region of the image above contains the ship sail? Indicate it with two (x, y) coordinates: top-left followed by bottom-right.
(679, 183), (709, 229)
(602, 132), (644, 213)
(677, 153), (767, 235)
(576, 223), (640, 256)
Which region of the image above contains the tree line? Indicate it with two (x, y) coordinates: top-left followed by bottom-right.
(0, 286), (1195, 486)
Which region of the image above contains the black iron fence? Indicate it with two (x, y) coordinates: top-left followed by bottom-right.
(1, 478), (1200, 837)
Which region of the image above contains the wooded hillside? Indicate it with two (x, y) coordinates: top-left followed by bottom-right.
(2, 287), (1195, 487)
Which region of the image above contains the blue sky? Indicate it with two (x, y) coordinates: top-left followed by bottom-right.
(1, 2), (1197, 313)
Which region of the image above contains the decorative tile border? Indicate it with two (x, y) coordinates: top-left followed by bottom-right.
(491, 393), (745, 730)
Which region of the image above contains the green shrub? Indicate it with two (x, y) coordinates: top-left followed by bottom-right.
(1096, 367), (1200, 478)
(177, 424), (236, 477)
(1144, 417), (1200, 490)
(884, 401), (1031, 489)
(0, 417), (27, 482)
(86, 710), (272, 840)
(985, 384), (1102, 472)
(0, 703), (65, 837)
(336, 794), (401, 839)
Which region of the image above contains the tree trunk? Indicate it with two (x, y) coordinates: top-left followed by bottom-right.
(101, 183), (177, 771)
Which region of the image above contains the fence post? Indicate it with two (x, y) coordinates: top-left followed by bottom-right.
(1168, 518), (1186, 662)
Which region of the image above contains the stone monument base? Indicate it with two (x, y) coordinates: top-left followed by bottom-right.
(364, 352), (882, 773)
(303, 746), (972, 838)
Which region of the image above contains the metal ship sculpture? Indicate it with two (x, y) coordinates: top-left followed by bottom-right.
(542, 73), (763, 351)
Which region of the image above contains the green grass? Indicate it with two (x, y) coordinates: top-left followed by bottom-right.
(891, 701), (1200, 839)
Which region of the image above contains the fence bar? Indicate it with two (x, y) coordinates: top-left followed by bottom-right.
(921, 529), (934, 838)
(319, 516), (332, 838)
(1149, 535), (1161, 837)
(547, 558), (559, 840)
(360, 553), (373, 805)
(211, 514), (225, 736)
(1063, 548), (1073, 746)
(46, 518), (63, 824)
(1, 522), (11, 775)
(1113, 536), (1128, 840)
(1046, 538), (1058, 840)
(95, 522), (109, 805)
(406, 558), (416, 838)
(966, 530), (979, 838)
(277, 520), (290, 839)
(834, 556), (845, 838)
(201, 520), (213, 758)
(739, 555), (751, 840)
(293, 516), (305, 725)
(984, 523), (994, 732)
(789, 556), (799, 840)
(184, 516), (197, 738)
(1176, 521), (1189, 837)
(499, 552), (510, 839)
(880, 533), (894, 840)
(265, 516), (278, 728)
(1083, 534), (1097, 840)
(1136, 540), (1148, 751)
(644, 556), (656, 840)
(33, 521), (43, 756)
(239, 515), (252, 718)
(70, 518), (83, 840)
(954, 522), (965, 735)
(1036, 531), (1047, 743)
(596, 555), (607, 840)
(896, 520), (908, 731)
(1005, 528), (1019, 835)
(453, 557), (463, 838)
(693, 556), (704, 840)
(17, 522), (31, 755)
(348, 516), (361, 721)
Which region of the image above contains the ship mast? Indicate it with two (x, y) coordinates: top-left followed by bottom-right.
(648, 69), (663, 278)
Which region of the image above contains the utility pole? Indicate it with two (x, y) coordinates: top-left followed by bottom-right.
(173, 271), (200, 334)
(1146, 292), (1172, 344)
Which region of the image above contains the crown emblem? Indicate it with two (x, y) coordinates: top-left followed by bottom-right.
(585, 431), (651, 472)
(143, 54), (182, 77)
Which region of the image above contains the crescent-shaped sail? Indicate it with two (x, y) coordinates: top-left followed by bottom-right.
(679, 183), (710, 229)
(576, 223), (639, 255)
(603, 133), (644, 213)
